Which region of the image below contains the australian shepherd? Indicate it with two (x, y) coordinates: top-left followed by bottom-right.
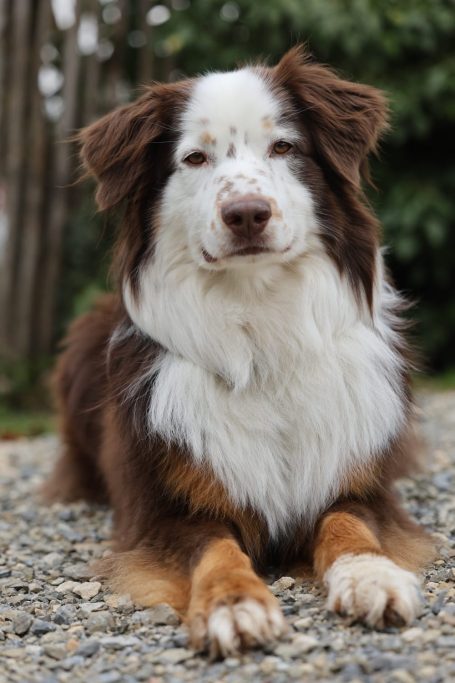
(45, 46), (434, 657)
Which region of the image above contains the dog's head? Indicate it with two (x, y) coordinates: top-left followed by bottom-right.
(80, 46), (388, 304)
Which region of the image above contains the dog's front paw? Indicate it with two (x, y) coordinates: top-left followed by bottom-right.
(188, 591), (287, 658)
(324, 553), (422, 628)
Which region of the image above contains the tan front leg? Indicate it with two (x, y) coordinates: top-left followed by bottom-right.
(187, 538), (287, 658)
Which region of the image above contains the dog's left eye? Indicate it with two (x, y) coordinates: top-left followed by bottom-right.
(183, 151), (207, 166)
(272, 140), (293, 156)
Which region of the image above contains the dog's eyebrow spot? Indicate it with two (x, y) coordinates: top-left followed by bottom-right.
(200, 131), (216, 146)
(262, 116), (274, 131)
(210, 220), (216, 232)
(226, 143), (236, 159)
(229, 126), (237, 136)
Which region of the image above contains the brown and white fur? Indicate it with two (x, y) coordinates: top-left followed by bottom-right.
(45, 47), (434, 658)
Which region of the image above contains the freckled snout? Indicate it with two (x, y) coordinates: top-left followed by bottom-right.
(221, 196), (271, 239)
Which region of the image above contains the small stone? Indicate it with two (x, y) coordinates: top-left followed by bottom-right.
(104, 594), (134, 612)
(60, 655), (85, 670)
(293, 616), (312, 630)
(0, 568), (11, 578)
(391, 670), (415, 683)
(92, 674), (122, 683)
(160, 647), (193, 664)
(55, 580), (78, 594)
(72, 581), (101, 600)
(401, 627), (424, 643)
(146, 603), (180, 626)
(13, 611), (33, 635)
(75, 639), (100, 657)
(85, 611), (115, 634)
(65, 637), (80, 653)
(53, 605), (77, 625)
(62, 563), (88, 580)
(341, 663), (363, 681)
(42, 552), (63, 568)
(271, 576), (296, 592)
(100, 635), (141, 650)
(31, 619), (56, 636)
(43, 644), (67, 660)
(2, 647), (25, 658)
(225, 657), (240, 668)
(78, 601), (106, 615)
(275, 634), (319, 657)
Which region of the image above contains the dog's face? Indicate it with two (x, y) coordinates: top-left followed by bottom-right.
(163, 68), (316, 270)
(80, 46), (388, 302)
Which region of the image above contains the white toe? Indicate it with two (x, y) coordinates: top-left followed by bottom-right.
(205, 598), (286, 656)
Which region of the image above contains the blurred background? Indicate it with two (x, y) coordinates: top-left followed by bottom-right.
(0, 0), (454, 434)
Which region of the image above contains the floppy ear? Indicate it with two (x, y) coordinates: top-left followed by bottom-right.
(78, 81), (191, 210)
(273, 46), (389, 187)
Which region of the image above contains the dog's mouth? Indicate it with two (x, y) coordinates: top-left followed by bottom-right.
(202, 245), (287, 263)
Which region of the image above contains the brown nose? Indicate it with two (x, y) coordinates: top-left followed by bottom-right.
(221, 197), (272, 239)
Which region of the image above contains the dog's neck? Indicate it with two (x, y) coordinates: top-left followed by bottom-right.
(123, 247), (384, 392)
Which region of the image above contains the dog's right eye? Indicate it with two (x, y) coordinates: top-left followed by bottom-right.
(183, 151), (207, 166)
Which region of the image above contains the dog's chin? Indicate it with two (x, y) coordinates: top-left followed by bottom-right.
(200, 244), (292, 269)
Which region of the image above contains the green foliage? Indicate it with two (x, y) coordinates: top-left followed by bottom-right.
(63, 0), (454, 370)
(0, 405), (55, 438)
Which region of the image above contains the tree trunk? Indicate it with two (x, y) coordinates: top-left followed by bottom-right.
(0, 0), (32, 357)
(37, 3), (82, 354)
(15, 0), (52, 356)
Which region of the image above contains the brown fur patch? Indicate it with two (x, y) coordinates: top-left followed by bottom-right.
(96, 549), (190, 614)
(200, 131), (216, 146)
(261, 115), (274, 131)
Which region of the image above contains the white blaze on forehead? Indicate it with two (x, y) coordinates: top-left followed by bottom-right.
(178, 68), (283, 152)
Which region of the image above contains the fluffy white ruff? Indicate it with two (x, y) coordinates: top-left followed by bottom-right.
(324, 553), (422, 628)
(125, 250), (406, 536)
(192, 599), (287, 658)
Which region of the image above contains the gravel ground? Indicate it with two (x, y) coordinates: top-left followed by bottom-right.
(0, 391), (454, 683)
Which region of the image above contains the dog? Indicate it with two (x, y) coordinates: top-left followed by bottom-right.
(45, 46), (434, 657)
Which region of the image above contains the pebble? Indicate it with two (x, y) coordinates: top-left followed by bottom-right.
(42, 552), (64, 568)
(401, 627), (424, 642)
(85, 611), (116, 634)
(72, 581), (102, 600)
(43, 644), (67, 660)
(53, 605), (78, 625)
(13, 611), (33, 635)
(30, 619), (56, 636)
(274, 634), (319, 657)
(271, 576), (296, 592)
(160, 647), (194, 664)
(75, 639), (100, 657)
(146, 603), (181, 626)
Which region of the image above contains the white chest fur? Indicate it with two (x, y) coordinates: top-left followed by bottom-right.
(125, 253), (406, 536)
